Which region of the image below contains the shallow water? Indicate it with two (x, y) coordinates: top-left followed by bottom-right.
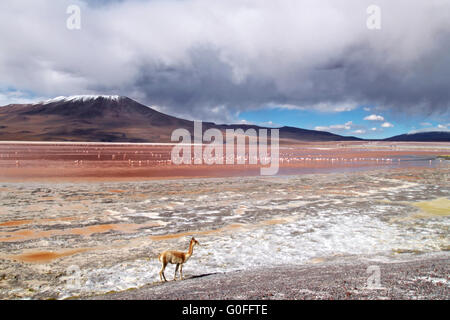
(278, 156), (446, 176)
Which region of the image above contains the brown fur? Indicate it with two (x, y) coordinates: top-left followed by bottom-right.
(158, 237), (199, 282)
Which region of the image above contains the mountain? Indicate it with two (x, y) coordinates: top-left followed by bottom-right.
(383, 131), (450, 142)
(0, 95), (359, 143)
(0, 96), (192, 142)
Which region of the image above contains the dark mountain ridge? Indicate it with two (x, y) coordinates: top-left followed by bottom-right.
(383, 131), (450, 142)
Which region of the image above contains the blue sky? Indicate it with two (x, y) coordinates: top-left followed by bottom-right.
(237, 105), (447, 139)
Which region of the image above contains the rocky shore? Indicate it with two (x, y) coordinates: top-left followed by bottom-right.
(90, 253), (449, 300)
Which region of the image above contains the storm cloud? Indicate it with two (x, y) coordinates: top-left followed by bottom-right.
(0, 0), (449, 122)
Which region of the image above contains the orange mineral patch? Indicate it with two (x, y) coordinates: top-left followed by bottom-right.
(69, 222), (160, 237)
(108, 189), (127, 193)
(131, 193), (148, 199)
(0, 219), (33, 227)
(42, 216), (79, 223)
(38, 196), (57, 201)
(9, 248), (90, 263)
(0, 216), (79, 229)
(261, 219), (288, 226)
(0, 221), (162, 242)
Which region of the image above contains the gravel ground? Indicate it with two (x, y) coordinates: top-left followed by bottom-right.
(89, 254), (449, 300)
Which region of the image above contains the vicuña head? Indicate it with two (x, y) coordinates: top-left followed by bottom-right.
(158, 237), (200, 282)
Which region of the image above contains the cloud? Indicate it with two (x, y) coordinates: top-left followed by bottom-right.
(0, 91), (45, 106)
(270, 101), (358, 113)
(315, 121), (360, 132)
(381, 122), (394, 128)
(332, 121), (354, 130)
(409, 123), (450, 133)
(259, 120), (281, 128)
(364, 114), (385, 121)
(237, 119), (253, 125)
(0, 0), (450, 123)
(316, 120), (372, 136)
(314, 126), (330, 131)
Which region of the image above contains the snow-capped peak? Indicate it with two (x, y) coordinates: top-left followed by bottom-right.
(38, 95), (122, 105)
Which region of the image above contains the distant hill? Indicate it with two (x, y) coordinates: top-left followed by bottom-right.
(384, 131), (450, 142)
(0, 95), (361, 143)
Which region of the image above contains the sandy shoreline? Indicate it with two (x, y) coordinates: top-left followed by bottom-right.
(89, 253), (449, 300)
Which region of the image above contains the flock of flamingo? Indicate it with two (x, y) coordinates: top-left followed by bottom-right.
(1, 145), (443, 168)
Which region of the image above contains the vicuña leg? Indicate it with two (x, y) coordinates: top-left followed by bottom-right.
(180, 264), (184, 280)
(159, 261), (168, 282)
(174, 263), (180, 281)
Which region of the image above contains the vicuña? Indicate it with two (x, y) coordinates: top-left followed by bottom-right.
(158, 237), (200, 282)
